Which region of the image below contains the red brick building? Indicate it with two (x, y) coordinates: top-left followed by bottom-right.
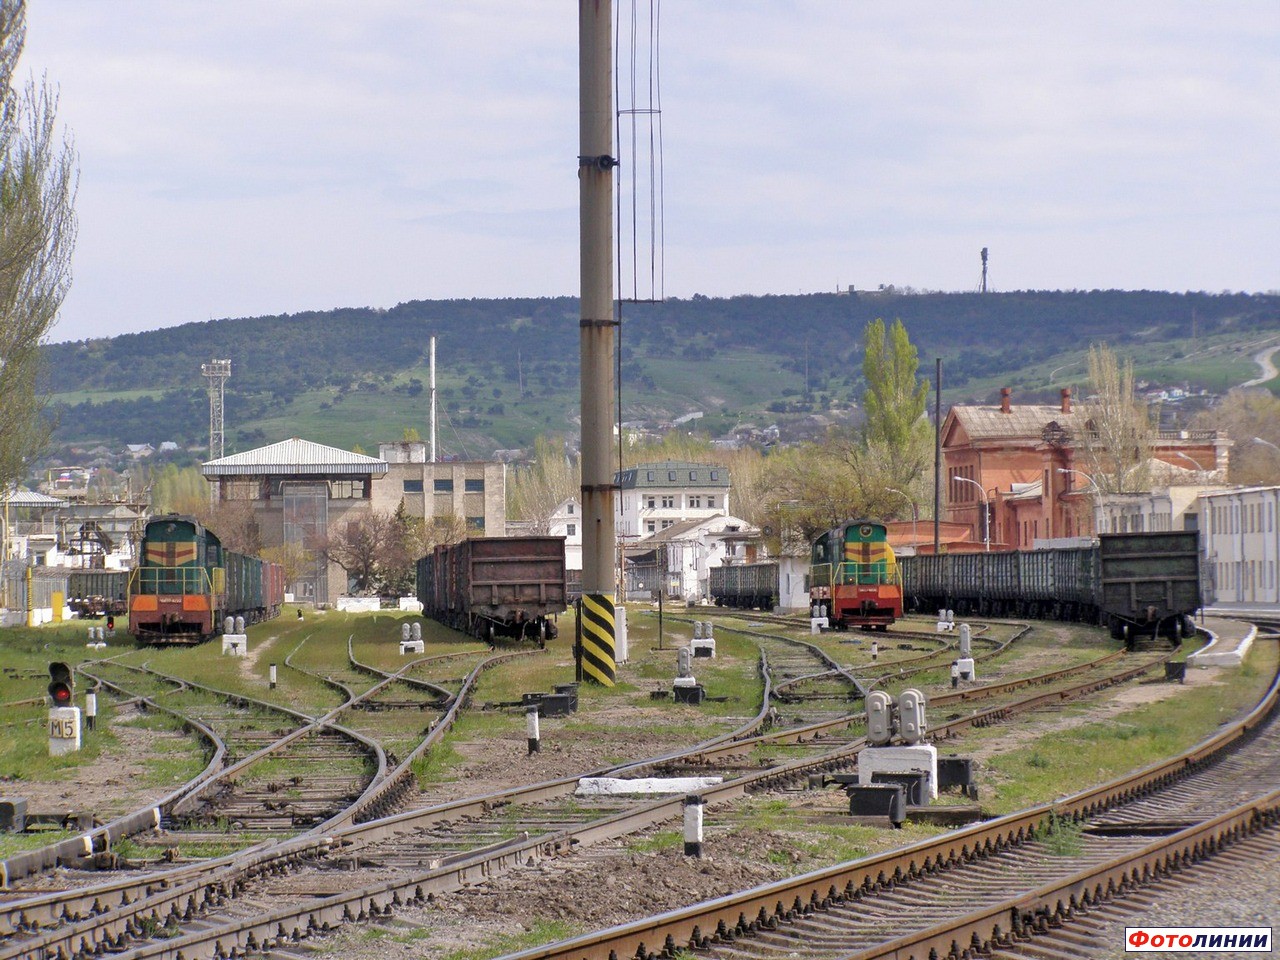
(941, 388), (1229, 549)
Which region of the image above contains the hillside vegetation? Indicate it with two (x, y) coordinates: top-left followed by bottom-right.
(42, 290), (1280, 460)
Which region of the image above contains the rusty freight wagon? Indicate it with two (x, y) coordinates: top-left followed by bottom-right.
(898, 531), (1200, 646)
(416, 536), (567, 645)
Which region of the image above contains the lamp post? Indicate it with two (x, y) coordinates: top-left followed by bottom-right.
(886, 488), (918, 548)
(1057, 467), (1099, 492)
(953, 476), (989, 552)
(1058, 468), (1101, 536)
(1253, 437), (1280, 455)
(1173, 451), (1206, 481)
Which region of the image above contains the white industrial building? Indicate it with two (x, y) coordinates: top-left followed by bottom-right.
(1200, 485), (1280, 607)
(614, 461), (731, 538)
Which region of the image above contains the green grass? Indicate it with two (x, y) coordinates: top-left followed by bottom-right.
(1036, 813), (1085, 856)
(977, 640), (1278, 814)
(432, 920), (582, 960)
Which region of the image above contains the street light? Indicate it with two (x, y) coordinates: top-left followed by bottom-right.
(1057, 467), (1099, 493)
(886, 488), (918, 547)
(953, 476), (989, 551)
(1173, 451), (1205, 479)
(1253, 437), (1280, 454)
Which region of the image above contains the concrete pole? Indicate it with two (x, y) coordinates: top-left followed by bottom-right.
(578, 0), (617, 686)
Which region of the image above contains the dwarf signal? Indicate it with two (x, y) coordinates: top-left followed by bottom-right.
(48, 662), (74, 706)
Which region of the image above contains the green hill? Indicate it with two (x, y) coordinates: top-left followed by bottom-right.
(40, 290), (1280, 463)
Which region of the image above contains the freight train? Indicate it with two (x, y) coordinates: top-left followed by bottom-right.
(415, 536), (567, 645)
(66, 570), (129, 618)
(898, 531), (1202, 643)
(708, 529), (1201, 646)
(128, 515), (285, 645)
(709, 562), (779, 611)
(809, 520), (904, 630)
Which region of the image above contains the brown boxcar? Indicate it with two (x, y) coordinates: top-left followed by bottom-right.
(416, 536), (567, 645)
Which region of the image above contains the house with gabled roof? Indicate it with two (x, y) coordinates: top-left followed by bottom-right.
(942, 387), (1231, 550)
(614, 460), (731, 538)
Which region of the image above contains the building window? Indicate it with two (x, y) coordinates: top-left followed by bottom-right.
(434, 478), (454, 493)
(661, 520), (673, 529)
(330, 479), (364, 499)
(403, 479), (423, 493)
(466, 516), (485, 531)
(568, 503), (575, 514)
(566, 523), (576, 536)
(710, 470), (719, 480)
(689, 496), (702, 508)
(645, 496), (656, 509)
(668, 471), (676, 481)
(646, 521), (656, 533)
(465, 478), (485, 492)
(707, 496), (717, 508)
(646, 471), (654, 481)
(689, 470), (697, 481)
(661, 496), (674, 509)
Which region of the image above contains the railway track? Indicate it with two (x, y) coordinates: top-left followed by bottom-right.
(0, 617), (1187, 960)
(482, 633), (1280, 960)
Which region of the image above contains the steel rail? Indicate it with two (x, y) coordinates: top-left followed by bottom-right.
(482, 641), (1280, 960)
(81, 632), (1184, 959)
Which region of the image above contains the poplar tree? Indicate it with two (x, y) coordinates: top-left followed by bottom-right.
(0, 0), (77, 491)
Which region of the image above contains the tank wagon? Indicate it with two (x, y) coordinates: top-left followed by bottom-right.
(66, 570), (129, 618)
(809, 520), (903, 630)
(128, 515), (285, 645)
(415, 536), (567, 645)
(709, 561), (779, 610)
(898, 531), (1200, 644)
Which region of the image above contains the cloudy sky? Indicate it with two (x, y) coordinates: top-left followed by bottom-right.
(22, 2), (1279, 344)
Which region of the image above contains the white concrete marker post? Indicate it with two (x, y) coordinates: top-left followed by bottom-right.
(683, 794), (705, 858)
(526, 706), (541, 755)
(48, 706), (82, 756)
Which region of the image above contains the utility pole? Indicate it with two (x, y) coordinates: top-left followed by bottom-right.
(934, 358), (942, 554)
(578, 0), (617, 686)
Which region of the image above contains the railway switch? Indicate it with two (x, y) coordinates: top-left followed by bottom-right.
(846, 784), (905, 827)
(871, 771), (928, 805)
(0, 798), (27, 832)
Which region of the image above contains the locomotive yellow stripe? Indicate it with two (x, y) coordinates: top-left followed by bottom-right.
(580, 592), (616, 686)
(145, 542), (198, 566)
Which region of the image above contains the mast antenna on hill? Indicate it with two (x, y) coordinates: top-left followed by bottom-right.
(202, 359), (231, 460)
(979, 247), (990, 294)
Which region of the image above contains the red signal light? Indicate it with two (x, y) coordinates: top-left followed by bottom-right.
(48, 662), (74, 706)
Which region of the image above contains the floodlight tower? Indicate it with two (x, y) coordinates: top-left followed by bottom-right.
(202, 359), (232, 460)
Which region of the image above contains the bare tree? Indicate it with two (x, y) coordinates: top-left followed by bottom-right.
(507, 435), (579, 532)
(318, 512), (393, 595)
(0, 0), (78, 490)
(260, 542), (314, 588)
(1193, 388), (1280, 485)
(1078, 343), (1156, 494)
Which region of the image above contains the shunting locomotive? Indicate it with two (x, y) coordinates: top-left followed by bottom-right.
(127, 514), (284, 645)
(809, 520), (903, 630)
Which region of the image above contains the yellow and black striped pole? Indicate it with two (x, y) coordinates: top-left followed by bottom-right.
(578, 0), (618, 687)
(580, 592), (616, 686)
